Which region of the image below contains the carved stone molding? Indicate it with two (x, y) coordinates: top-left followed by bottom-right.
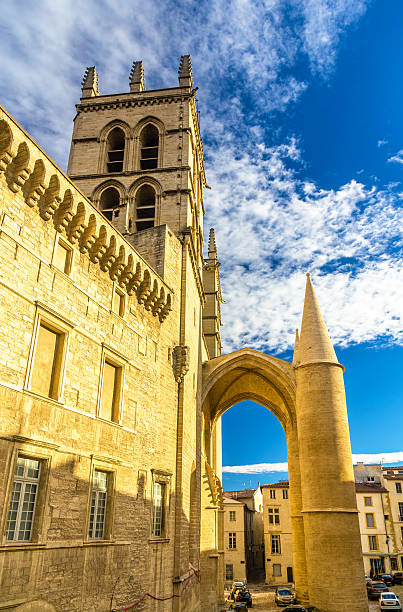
(172, 345), (190, 383)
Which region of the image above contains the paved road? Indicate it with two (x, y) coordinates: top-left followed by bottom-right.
(225, 582), (403, 611)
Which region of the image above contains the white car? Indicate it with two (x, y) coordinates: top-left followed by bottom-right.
(379, 592), (402, 610)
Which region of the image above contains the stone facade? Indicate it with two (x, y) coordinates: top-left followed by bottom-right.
(0, 54), (372, 612)
(261, 482), (294, 585)
(222, 499), (249, 585)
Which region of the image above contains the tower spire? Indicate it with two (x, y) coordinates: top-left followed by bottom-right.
(130, 60), (145, 92)
(178, 54), (193, 88)
(208, 228), (217, 260)
(81, 66), (99, 99)
(298, 274), (338, 366)
(292, 329), (300, 366)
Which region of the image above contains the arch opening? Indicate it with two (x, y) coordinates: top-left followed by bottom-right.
(139, 124), (159, 169)
(99, 186), (120, 221)
(106, 127), (125, 173)
(135, 184), (156, 231)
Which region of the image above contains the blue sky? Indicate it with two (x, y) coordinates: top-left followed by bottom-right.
(1, 0), (402, 490)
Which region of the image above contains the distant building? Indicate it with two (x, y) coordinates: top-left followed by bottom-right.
(261, 468), (403, 583)
(223, 487), (265, 584)
(261, 481), (293, 585)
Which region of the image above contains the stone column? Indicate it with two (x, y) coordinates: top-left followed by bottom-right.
(295, 275), (368, 612)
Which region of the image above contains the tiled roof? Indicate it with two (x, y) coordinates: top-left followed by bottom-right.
(355, 483), (388, 493)
(261, 481), (289, 489)
(224, 489), (255, 499)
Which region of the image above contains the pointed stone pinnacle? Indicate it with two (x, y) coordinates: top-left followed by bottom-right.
(208, 228), (217, 259)
(130, 60), (145, 92)
(81, 66), (99, 98)
(292, 328), (300, 366)
(298, 275), (339, 366)
(178, 54), (193, 87)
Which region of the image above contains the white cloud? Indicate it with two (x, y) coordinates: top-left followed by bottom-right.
(223, 452), (403, 473)
(205, 140), (403, 353)
(388, 150), (403, 165)
(377, 139), (388, 147)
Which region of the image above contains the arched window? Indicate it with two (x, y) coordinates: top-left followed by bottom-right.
(135, 185), (155, 231)
(106, 127), (125, 173)
(100, 187), (120, 221)
(139, 124), (159, 170)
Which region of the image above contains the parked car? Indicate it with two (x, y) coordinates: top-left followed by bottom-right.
(379, 592), (402, 610)
(282, 607), (307, 612)
(229, 604), (248, 611)
(392, 572), (403, 585)
(367, 580), (389, 599)
(235, 589), (252, 608)
(230, 582), (246, 600)
(275, 587), (296, 606)
(374, 574), (394, 586)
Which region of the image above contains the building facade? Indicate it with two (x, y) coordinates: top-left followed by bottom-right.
(223, 498), (250, 585)
(0, 54), (372, 612)
(262, 468), (403, 585)
(261, 482), (294, 585)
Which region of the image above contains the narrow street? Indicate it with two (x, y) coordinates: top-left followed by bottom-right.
(225, 582), (403, 611)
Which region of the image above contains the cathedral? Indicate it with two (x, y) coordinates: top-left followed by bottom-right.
(0, 57), (368, 611)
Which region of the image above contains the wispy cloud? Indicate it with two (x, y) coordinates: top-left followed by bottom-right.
(223, 452), (403, 473)
(206, 140), (403, 352)
(388, 150), (403, 165)
(377, 139), (388, 147)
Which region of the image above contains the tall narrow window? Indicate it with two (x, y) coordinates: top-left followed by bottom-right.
(54, 239), (73, 275)
(112, 287), (125, 317)
(282, 489), (288, 499)
(225, 564), (234, 580)
(364, 496), (372, 506)
(152, 482), (165, 537)
(228, 532), (236, 549)
(270, 489), (276, 499)
(272, 563), (282, 577)
(139, 124), (159, 169)
(399, 502), (403, 520)
(106, 128), (125, 173)
(365, 513), (375, 528)
(271, 534), (281, 554)
(99, 187), (120, 221)
(229, 510), (236, 522)
(6, 457), (41, 542)
(99, 360), (122, 422)
(135, 185), (156, 231)
(396, 482), (402, 494)
(268, 508), (280, 525)
(30, 323), (65, 399)
(368, 535), (378, 550)
(89, 470), (108, 539)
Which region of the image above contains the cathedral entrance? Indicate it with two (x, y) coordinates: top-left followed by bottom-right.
(199, 275), (369, 612)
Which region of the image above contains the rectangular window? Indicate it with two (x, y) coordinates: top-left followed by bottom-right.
(365, 513), (375, 528)
(368, 535), (378, 551)
(396, 482), (402, 494)
(268, 508), (280, 525)
(30, 323), (65, 399)
(112, 287), (125, 317)
(89, 470), (108, 539)
(370, 558), (384, 576)
(229, 510), (236, 522)
(271, 534), (281, 554)
(99, 360), (122, 422)
(391, 557), (398, 571)
(54, 239), (73, 275)
(229, 532), (236, 549)
(225, 564), (234, 581)
(282, 489), (288, 499)
(152, 482), (165, 537)
(6, 457), (41, 542)
(398, 502), (403, 521)
(364, 496), (372, 506)
(270, 489), (276, 499)
(272, 563), (281, 577)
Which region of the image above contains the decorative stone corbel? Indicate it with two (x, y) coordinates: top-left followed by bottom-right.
(172, 345), (190, 384)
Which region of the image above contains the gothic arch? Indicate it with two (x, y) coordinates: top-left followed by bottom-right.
(128, 177), (162, 231)
(133, 116), (165, 170)
(98, 120), (131, 173)
(201, 347), (307, 609)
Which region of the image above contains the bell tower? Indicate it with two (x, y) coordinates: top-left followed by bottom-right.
(67, 55), (206, 271)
